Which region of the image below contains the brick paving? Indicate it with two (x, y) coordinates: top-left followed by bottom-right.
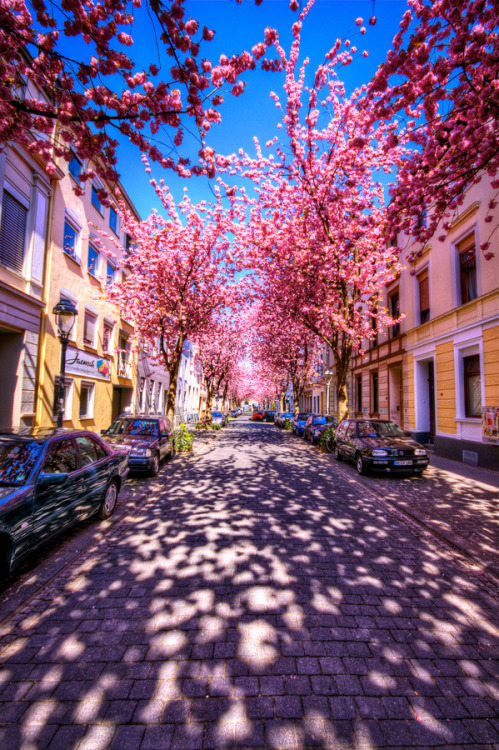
(0, 417), (498, 749)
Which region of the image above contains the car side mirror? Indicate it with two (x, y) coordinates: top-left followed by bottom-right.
(38, 473), (68, 486)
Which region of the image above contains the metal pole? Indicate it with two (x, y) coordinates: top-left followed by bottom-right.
(57, 335), (68, 429)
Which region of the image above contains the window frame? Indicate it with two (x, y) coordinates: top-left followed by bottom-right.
(68, 152), (83, 184)
(371, 371), (379, 415)
(463, 354), (482, 419)
(389, 289), (400, 338)
(79, 380), (95, 420)
(63, 216), (81, 262)
(87, 243), (100, 277)
(83, 309), (98, 348)
(459, 240), (478, 305)
(0, 186), (28, 275)
(109, 205), (119, 236)
(91, 183), (103, 214)
(417, 267), (430, 325)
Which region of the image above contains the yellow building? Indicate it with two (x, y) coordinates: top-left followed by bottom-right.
(36, 157), (140, 432)
(351, 178), (499, 470)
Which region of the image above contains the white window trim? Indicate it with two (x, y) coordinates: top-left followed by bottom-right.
(83, 308), (98, 348)
(454, 335), (484, 423)
(63, 212), (82, 263)
(87, 242), (101, 277)
(79, 380), (95, 420)
(102, 320), (115, 354)
(413, 262), (430, 327)
(52, 377), (74, 422)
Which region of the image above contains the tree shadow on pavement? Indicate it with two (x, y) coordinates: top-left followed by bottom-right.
(0, 419), (498, 749)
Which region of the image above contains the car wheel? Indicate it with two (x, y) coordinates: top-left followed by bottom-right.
(99, 480), (118, 519)
(334, 445), (342, 461)
(356, 453), (367, 475)
(149, 453), (160, 477)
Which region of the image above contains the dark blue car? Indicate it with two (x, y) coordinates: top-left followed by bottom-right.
(0, 429), (129, 578)
(291, 413), (311, 436)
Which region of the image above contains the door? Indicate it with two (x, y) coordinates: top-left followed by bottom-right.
(34, 437), (84, 543)
(75, 435), (111, 515)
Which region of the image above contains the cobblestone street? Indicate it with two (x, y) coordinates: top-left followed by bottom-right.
(1, 417), (498, 749)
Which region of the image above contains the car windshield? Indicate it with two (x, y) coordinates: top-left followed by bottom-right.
(312, 417), (327, 425)
(357, 421), (406, 438)
(212, 412), (223, 417)
(119, 420), (159, 436)
(0, 439), (42, 486)
(283, 413), (294, 418)
(297, 414), (309, 421)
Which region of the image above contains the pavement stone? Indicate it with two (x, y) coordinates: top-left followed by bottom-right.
(0, 417), (498, 749)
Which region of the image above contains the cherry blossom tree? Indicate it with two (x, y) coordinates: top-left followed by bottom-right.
(195, 315), (246, 419)
(365, 0), (499, 260)
(248, 298), (320, 415)
(221, 2), (404, 421)
(103, 167), (237, 422)
(0, 0), (280, 191)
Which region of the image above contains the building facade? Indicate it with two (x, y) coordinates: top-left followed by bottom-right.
(350, 178), (499, 469)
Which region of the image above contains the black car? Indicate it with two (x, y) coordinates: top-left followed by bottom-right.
(303, 414), (338, 444)
(334, 419), (429, 476)
(101, 415), (174, 476)
(263, 411), (276, 422)
(0, 428), (128, 578)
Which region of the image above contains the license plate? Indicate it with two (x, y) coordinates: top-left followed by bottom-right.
(394, 460), (412, 466)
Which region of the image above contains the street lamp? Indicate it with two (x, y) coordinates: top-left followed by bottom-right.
(52, 299), (78, 428)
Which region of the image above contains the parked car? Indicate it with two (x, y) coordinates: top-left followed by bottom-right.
(275, 411), (294, 428)
(101, 415), (174, 476)
(0, 428), (129, 578)
(303, 414), (338, 444)
(291, 413), (312, 436)
(333, 419), (429, 476)
(211, 411), (226, 427)
(252, 410), (265, 421)
(263, 410), (276, 422)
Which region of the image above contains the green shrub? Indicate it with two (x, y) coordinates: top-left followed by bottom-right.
(212, 422), (222, 430)
(318, 426), (336, 452)
(173, 423), (194, 452)
(284, 418), (293, 431)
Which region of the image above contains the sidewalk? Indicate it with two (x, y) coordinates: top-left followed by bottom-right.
(430, 452), (499, 490)
(350, 450), (499, 583)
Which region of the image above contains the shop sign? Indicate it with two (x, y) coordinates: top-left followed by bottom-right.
(65, 347), (111, 381)
(482, 407), (499, 444)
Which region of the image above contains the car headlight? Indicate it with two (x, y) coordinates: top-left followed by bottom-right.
(372, 449), (388, 457)
(130, 447), (153, 457)
(414, 448), (427, 456)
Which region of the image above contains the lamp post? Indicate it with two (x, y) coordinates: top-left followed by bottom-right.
(52, 299), (78, 428)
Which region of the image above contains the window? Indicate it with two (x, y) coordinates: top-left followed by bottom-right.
(418, 269), (430, 324)
(79, 381), (95, 419)
(0, 190), (27, 273)
(83, 310), (97, 347)
(463, 355), (481, 418)
(356, 375), (362, 414)
(103, 323), (114, 354)
(389, 291), (400, 337)
(43, 439), (77, 474)
(63, 219), (79, 260)
(109, 205), (119, 235)
(76, 436), (107, 465)
(52, 378), (73, 421)
(118, 335), (131, 377)
(68, 153), (82, 183)
(106, 261), (116, 285)
(87, 244), (100, 276)
(371, 372), (379, 414)
(91, 184), (102, 213)
(370, 313), (378, 348)
(459, 238), (477, 304)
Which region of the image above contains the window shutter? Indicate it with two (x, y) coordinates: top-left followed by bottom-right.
(0, 191), (27, 273)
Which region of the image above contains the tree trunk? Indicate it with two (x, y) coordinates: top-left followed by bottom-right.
(205, 385), (215, 421)
(336, 380), (349, 423)
(165, 355), (181, 424)
(279, 392), (285, 411)
(292, 379), (300, 416)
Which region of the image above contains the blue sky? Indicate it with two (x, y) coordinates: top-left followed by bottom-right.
(116, 0), (409, 218)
